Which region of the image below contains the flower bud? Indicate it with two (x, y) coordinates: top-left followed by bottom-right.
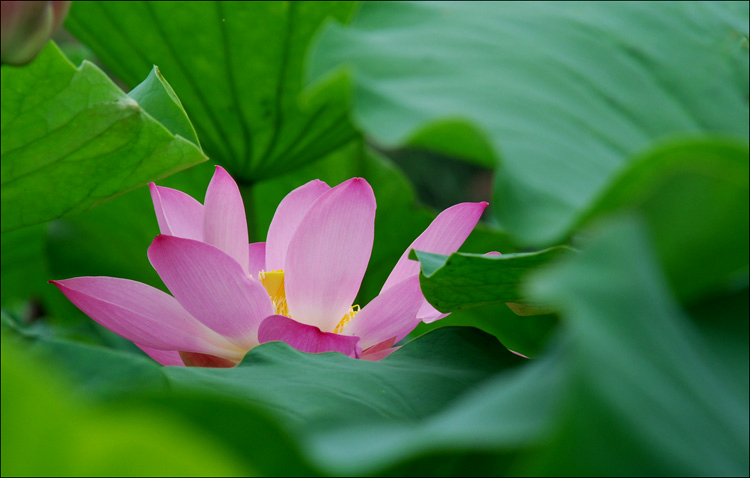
(1, 1), (71, 65)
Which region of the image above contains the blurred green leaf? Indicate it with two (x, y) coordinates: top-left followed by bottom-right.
(1, 225), (48, 307)
(409, 247), (568, 357)
(66, 1), (359, 180)
(579, 136), (749, 302)
(411, 303), (558, 360)
(0, 42), (206, 233)
(307, 346), (566, 475)
(412, 247), (572, 312)
(0, 337), (248, 476)
(307, 1), (749, 245)
(11, 325), (524, 475)
(523, 216), (748, 476)
(686, 285), (749, 403)
(134, 391), (317, 476)
(171, 327), (521, 425)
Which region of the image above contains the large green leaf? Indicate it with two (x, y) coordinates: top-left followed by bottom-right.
(578, 136), (749, 302)
(0, 337), (247, 476)
(409, 247), (571, 358)
(170, 327), (521, 425)
(308, 1), (749, 245)
(523, 216), (748, 476)
(302, 343), (566, 476)
(0, 42), (206, 232)
(411, 303), (558, 360)
(65, 1), (359, 181)
(11, 325), (525, 475)
(412, 246), (572, 313)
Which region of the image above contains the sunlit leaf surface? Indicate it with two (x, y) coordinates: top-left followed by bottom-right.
(413, 247), (572, 312)
(308, 1), (749, 245)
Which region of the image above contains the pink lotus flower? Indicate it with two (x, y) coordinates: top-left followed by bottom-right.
(52, 167), (487, 366)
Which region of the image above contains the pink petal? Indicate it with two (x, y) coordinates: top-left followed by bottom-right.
(50, 277), (240, 359)
(149, 183), (204, 241)
(381, 202), (488, 293)
(203, 166), (249, 274)
(285, 178), (376, 332)
(341, 275), (424, 349)
(148, 235), (275, 349)
(248, 242), (266, 279)
(265, 179), (331, 271)
(363, 337), (396, 354)
(417, 300), (450, 324)
(361, 345), (400, 361)
(258, 315), (361, 358)
(136, 344), (185, 366)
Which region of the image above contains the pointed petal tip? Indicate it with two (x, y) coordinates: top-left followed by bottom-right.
(49, 278), (76, 287)
(148, 234), (172, 258)
(342, 176), (371, 188)
(339, 177), (375, 203)
(204, 164), (248, 272)
(213, 164), (230, 177)
(152, 233), (168, 244)
(210, 165), (235, 184)
(380, 200), (487, 293)
(49, 279), (66, 288)
(148, 182), (169, 194)
(433, 201), (489, 219)
(148, 182), (159, 202)
(460, 200), (488, 210)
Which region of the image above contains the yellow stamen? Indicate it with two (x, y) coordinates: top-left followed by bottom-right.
(258, 270), (360, 334)
(259, 270), (289, 317)
(333, 304), (360, 334)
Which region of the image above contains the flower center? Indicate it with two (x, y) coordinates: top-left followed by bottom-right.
(258, 270), (359, 334)
(258, 270), (289, 317)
